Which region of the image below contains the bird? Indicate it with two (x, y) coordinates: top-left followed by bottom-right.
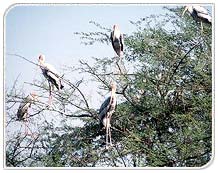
(182, 5), (212, 32)
(99, 82), (117, 149)
(38, 54), (64, 104)
(17, 92), (38, 136)
(17, 92), (38, 121)
(110, 24), (124, 58)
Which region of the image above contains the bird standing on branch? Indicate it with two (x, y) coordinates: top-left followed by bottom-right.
(99, 82), (117, 149)
(38, 54), (64, 105)
(17, 92), (38, 136)
(110, 24), (124, 58)
(182, 5), (212, 32)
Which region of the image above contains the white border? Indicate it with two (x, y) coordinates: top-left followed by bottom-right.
(1, 0), (216, 172)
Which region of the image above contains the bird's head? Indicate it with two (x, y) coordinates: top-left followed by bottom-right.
(113, 24), (119, 30)
(110, 81), (117, 93)
(182, 5), (192, 16)
(30, 92), (38, 100)
(38, 54), (45, 64)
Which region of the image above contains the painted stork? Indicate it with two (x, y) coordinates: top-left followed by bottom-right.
(17, 92), (38, 136)
(110, 24), (124, 58)
(38, 54), (64, 104)
(99, 82), (117, 148)
(182, 5), (212, 32)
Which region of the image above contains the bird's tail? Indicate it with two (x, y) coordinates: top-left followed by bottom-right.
(59, 79), (64, 90)
(54, 83), (60, 90)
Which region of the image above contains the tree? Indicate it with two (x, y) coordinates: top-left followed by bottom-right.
(5, 6), (212, 167)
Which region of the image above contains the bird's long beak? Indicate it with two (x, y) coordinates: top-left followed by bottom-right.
(30, 93), (39, 101)
(35, 95), (39, 100)
(111, 86), (116, 95)
(38, 61), (42, 68)
(33, 97), (39, 103)
(182, 6), (188, 17)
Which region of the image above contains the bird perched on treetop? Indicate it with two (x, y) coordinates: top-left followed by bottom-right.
(182, 5), (212, 24)
(38, 54), (64, 104)
(99, 82), (117, 148)
(17, 92), (38, 137)
(110, 24), (124, 58)
(17, 92), (38, 121)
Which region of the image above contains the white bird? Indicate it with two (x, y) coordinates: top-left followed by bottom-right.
(182, 5), (212, 32)
(99, 82), (117, 149)
(38, 54), (64, 104)
(110, 24), (124, 58)
(17, 92), (38, 136)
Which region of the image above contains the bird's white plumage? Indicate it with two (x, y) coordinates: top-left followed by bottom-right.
(192, 5), (209, 15)
(183, 5), (212, 24)
(40, 62), (61, 85)
(113, 29), (121, 40)
(110, 25), (124, 57)
(41, 62), (59, 76)
(38, 55), (64, 90)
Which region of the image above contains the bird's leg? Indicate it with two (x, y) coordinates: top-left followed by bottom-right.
(120, 57), (127, 74)
(25, 121), (30, 135)
(23, 113), (29, 136)
(59, 80), (61, 90)
(48, 82), (53, 106)
(23, 117), (38, 139)
(52, 84), (55, 92)
(105, 117), (109, 149)
(24, 121), (28, 135)
(113, 53), (121, 75)
(108, 120), (112, 146)
(119, 47), (124, 60)
(116, 60), (123, 75)
(24, 119), (33, 137)
(201, 21), (204, 34)
(48, 96), (52, 106)
(28, 127), (38, 139)
(115, 52), (125, 75)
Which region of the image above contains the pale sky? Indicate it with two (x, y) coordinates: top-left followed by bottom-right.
(5, 4), (169, 107)
(5, 4), (212, 107)
(5, 4), (212, 109)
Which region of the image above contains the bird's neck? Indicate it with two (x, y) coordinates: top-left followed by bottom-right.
(39, 61), (44, 66)
(188, 6), (193, 13)
(111, 90), (116, 97)
(114, 29), (120, 37)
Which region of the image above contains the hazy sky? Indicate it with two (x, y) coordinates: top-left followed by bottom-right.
(5, 4), (212, 108)
(5, 4), (169, 107)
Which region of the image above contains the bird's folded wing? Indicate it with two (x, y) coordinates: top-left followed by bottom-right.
(99, 97), (111, 114)
(197, 13), (212, 21)
(44, 63), (60, 77)
(120, 34), (124, 51)
(193, 6), (209, 15)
